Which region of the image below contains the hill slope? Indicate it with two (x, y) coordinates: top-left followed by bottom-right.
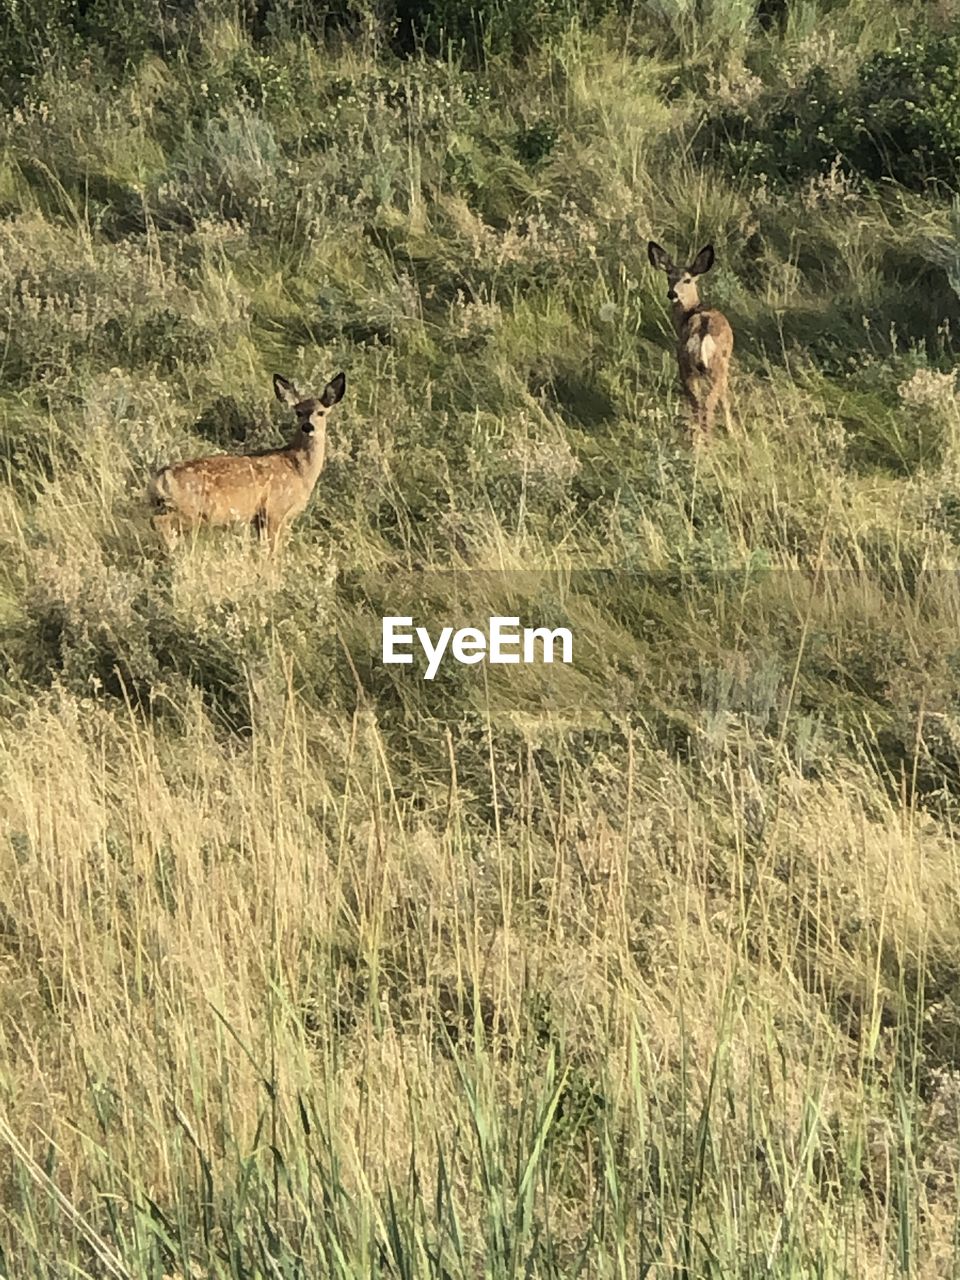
(1, 1), (960, 1275)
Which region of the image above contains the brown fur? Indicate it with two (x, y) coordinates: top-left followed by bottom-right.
(648, 241), (734, 436)
(148, 371), (346, 550)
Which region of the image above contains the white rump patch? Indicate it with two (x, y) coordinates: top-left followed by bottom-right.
(685, 332), (716, 371)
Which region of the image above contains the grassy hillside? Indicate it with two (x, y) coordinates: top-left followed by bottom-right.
(2, 1), (960, 1275)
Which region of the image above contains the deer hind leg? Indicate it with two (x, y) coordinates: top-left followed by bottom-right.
(702, 393), (716, 436)
(685, 384), (712, 436)
(679, 376), (702, 434)
(701, 374), (728, 437)
(720, 372), (733, 434)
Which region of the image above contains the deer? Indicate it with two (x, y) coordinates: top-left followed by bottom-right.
(148, 371), (346, 550)
(647, 241), (733, 437)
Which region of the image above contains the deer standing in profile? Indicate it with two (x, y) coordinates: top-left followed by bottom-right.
(149, 371), (346, 549)
(647, 241), (733, 436)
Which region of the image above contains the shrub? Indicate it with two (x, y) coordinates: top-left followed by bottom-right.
(0, 217), (218, 386)
(712, 32), (960, 192)
(0, 0), (198, 98)
(0, 0), (629, 97)
(389, 0), (626, 59)
(156, 107), (284, 226)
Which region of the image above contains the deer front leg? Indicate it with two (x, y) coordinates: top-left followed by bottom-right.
(255, 510), (288, 552)
(152, 512), (182, 551)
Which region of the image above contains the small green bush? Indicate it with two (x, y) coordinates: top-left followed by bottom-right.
(713, 32), (960, 192)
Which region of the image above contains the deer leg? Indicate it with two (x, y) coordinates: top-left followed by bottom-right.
(152, 512), (181, 551)
(253, 510), (272, 547)
(680, 378), (701, 434)
(720, 374), (733, 434)
(255, 510), (286, 552)
(701, 376), (726, 437)
(703, 398), (715, 436)
(692, 389), (711, 436)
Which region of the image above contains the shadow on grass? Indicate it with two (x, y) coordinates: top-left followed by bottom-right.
(16, 159), (148, 239)
(528, 361), (616, 431)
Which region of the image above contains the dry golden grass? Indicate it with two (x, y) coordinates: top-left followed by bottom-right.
(1, 660), (959, 1273)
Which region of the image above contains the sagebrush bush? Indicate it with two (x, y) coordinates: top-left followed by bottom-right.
(0, 217), (219, 385)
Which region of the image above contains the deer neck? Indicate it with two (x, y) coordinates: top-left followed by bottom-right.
(294, 426), (327, 482)
(672, 295), (703, 333)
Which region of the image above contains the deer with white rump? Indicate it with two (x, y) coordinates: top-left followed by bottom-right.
(149, 371), (346, 549)
(647, 240), (733, 436)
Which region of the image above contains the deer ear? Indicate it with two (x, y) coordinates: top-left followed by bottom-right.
(274, 373), (300, 406)
(689, 244), (715, 275)
(320, 372), (346, 408)
(647, 241), (672, 271)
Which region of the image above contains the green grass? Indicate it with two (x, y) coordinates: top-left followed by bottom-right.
(1, 1), (960, 1276)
